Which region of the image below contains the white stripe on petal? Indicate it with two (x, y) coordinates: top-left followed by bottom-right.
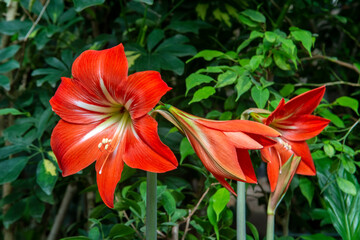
(75, 101), (120, 113)
(100, 77), (118, 105)
(82, 114), (122, 141)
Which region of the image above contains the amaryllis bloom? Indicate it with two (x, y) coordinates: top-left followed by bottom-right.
(50, 44), (177, 207)
(157, 105), (280, 194)
(254, 86), (330, 191)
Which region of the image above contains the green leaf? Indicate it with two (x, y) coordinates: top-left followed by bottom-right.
(0, 45), (20, 61)
(235, 74), (252, 101)
(60, 237), (90, 240)
(241, 9), (266, 23)
(147, 29), (164, 52)
(207, 205), (219, 240)
(251, 86), (269, 109)
(36, 159), (58, 195)
(47, 0), (64, 24)
(0, 59), (20, 73)
(0, 108), (26, 116)
(108, 224), (135, 238)
(185, 73), (214, 95)
(336, 177), (357, 196)
(273, 51), (291, 70)
(213, 8), (231, 27)
(264, 31), (277, 43)
(210, 188), (230, 221)
(180, 137), (195, 163)
(189, 86), (215, 104)
(133, 0), (153, 5)
(195, 3), (208, 20)
(238, 15), (258, 28)
(3, 199), (26, 228)
(0, 75), (10, 90)
(317, 158), (360, 240)
(161, 191), (176, 216)
(187, 50), (224, 63)
(28, 196), (45, 222)
(88, 227), (100, 240)
(279, 84), (295, 97)
(291, 28), (313, 56)
(73, 0), (105, 12)
(0, 157), (29, 184)
(249, 55), (264, 72)
(299, 178), (315, 206)
(246, 221), (259, 240)
(323, 143), (335, 158)
(301, 233), (336, 240)
(335, 96), (359, 115)
(319, 109), (345, 128)
(216, 70), (237, 88)
(159, 53), (184, 75)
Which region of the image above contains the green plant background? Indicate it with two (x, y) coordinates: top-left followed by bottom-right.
(0, 0), (359, 239)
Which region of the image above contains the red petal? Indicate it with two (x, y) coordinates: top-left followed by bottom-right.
(246, 133), (277, 148)
(95, 144), (124, 208)
(283, 86), (325, 116)
(50, 77), (114, 124)
(272, 139), (315, 176)
(184, 126), (246, 181)
(261, 147), (281, 192)
(195, 119), (280, 137)
(289, 141), (316, 175)
(268, 86), (326, 124)
(116, 71), (171, 119)
(122, 116), (177, 173)
(278, 115), (330, 141)
(236, 149), (257, 183)
(224, 132), (263, 149)
(212, 173), (237, 195)
(51, 119), (119, 176)
(72, 44), (128, 104)
(265, 98), (285, 125)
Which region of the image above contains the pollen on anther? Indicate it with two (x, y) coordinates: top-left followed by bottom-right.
(98, 143), (102, 149)
(105, 144), (109, 150)
(102, 138), (106, 144)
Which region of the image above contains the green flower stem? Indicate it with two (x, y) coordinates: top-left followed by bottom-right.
(237, 181), (246, 240)
(146, 172), (157, 240)
(266, 213), (275, 240)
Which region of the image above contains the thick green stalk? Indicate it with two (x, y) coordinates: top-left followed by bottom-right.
(237, 182), (246, 240)
(266, 213), (275, 240)
(146, 172), (157, 240)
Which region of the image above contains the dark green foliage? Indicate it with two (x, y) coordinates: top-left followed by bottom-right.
(0, 0), (359, 239)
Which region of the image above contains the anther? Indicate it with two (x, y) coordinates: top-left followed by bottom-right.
(98, 143), (102, 149)
(105, 144), (109, 150)
(102, 138), (106, 144)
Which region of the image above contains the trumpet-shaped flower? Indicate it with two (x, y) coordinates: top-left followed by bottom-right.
(157, 105), (280, 194)
(254, 86), (330, 191)
(50, 44), (177, 207)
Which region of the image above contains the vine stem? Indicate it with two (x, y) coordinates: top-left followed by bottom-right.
(237, 182), (246, 240)
(146, 172), (157, 240)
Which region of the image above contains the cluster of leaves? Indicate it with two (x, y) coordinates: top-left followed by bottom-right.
(0, 0), (359, 239)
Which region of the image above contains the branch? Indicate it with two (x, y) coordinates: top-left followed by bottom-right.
(47, 184), (77, 240)
(180, 183), (218, 240)
(301, 55), (360, 75)
(24, 0), (50, 41)
(123, 211), (144, 240)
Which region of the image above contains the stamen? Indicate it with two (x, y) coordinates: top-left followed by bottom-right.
(102, 138), (106, 144)
(105, 144), (109, 150)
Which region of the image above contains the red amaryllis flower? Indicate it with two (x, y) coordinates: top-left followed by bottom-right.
(157, 105), (280, 194)
(50, 44), (177, 207)
(255, 86), (330, 191)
